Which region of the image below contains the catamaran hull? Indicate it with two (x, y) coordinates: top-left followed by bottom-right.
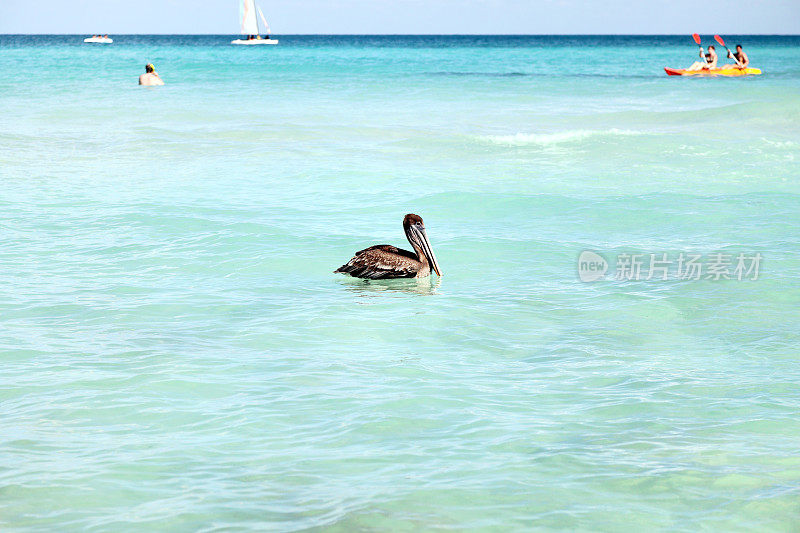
(231, 39), (278, 45)
(84, 38), (113, 44)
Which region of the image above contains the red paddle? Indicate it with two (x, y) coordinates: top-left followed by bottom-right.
(692, 33), (707, 64)
(715, 34), (742, 67)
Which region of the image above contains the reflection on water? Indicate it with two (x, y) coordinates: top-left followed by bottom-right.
(338, 276), (442, 298)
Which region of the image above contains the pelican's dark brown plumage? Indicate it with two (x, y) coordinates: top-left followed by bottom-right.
(335, 214), (442, 279)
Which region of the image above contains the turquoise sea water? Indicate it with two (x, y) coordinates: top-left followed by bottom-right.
(1, 35), (800, 530)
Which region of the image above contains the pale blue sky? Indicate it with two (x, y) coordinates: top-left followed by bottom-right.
(2, 0), (799, 34)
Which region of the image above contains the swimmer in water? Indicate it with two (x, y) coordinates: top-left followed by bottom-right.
(138, 63), (164, 86)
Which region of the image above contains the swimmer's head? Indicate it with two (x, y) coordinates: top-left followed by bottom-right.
(145, 63), (155, 73)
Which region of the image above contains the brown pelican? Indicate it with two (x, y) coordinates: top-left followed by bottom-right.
(335, 214), (442, 279)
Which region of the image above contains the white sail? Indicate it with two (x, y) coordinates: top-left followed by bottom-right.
(257, 6), (271, 35)
(239, 0), (259, 35)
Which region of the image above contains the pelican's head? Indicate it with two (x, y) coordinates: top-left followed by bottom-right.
(403, 213), (441, 277)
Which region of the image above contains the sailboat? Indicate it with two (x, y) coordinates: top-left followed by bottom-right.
(231, 0), (278, 45)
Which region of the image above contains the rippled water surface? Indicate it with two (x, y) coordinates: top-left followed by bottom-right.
(1, 35), (800, 530)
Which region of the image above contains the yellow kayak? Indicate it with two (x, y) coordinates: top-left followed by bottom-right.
(665, 67), (762, 76)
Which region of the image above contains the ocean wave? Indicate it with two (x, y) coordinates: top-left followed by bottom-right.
(761, 138), (797, 149)
(482, 129), (642, 146)
(428, 71), (530, 77)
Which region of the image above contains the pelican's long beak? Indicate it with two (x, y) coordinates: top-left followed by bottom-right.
(409, 224), (442, 277)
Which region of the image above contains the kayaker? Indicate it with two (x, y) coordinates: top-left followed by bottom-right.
(723, 44), (749, 69)
(687, 45), (717, 71)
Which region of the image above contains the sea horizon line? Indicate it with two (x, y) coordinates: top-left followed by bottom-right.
(3, 33), (799, 37)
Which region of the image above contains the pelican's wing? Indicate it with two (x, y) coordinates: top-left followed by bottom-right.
(335, 245), (419, 279)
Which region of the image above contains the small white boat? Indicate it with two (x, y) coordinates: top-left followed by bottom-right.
(84, 36), (113, 44)
(231, 0), (278, 45)
(231, 37), (279, 45)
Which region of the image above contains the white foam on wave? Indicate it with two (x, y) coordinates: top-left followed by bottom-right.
(761, 138), (796, 149)
(483, 128), (641, 146)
